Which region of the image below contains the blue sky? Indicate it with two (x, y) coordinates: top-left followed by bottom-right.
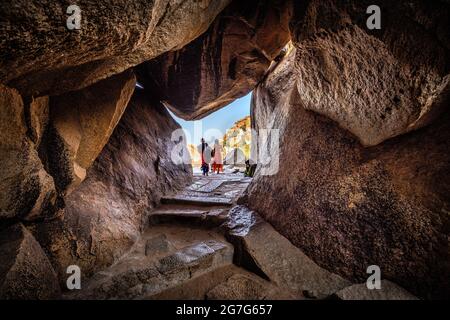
(168, 93), (251, 145)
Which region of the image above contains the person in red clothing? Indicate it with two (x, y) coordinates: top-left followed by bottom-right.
(212, 139), (223, 173)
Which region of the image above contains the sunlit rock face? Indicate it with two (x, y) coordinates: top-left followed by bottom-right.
(137, 0), (292, 120)
(248, 0), (450, 299)
(31, 90), (192, 279)
(1, 0), (231, 97)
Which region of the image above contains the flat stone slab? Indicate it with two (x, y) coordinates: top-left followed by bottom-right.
(149, 208), (229, 227)
(206, 273), (298, 300)
(157, 242), (215, 275)
(225, 205), (352, 299)
(333, 280), (418, 300)
(161, 195), (233, 206)
(69, 239), (234, 299)
(145, 234), (170, 256)
(187, 179), (225, 193)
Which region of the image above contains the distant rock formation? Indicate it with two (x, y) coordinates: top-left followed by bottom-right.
(223, 116), (251, 164)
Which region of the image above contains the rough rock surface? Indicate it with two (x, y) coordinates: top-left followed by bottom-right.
(206, 273), (295, 300)
(66, 224), (234, 299)
(41, 69), (136, 194)
(225, 206), (351, 299)
(0, 84), (56, 221)
(333, 280), (418, 300)
(138, 0), (292, 119)
(31, 90), (192, 279)
(292, 0), (450, 146)
(0, 224), (60, 299)
(248, 45), (450, 299)
(1, 0), (231, 97)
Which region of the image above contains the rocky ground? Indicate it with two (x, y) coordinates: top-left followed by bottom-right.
(66, 171), (417, 300)
(1, 0), (448, 300)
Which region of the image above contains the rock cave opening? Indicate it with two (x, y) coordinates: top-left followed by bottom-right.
(0, 0), (449, 302)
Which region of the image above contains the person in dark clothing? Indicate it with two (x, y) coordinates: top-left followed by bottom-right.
(198, 138), (211, 176)
(244, 159), (257, 177)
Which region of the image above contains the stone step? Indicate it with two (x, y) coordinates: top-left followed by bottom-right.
(331, 280), (418, 300)
(224, 205), (352, 299)
(148, 264), (298, 300)
(205, 270), (300, 300)
(72, 239), (234, 299)
(187, 179), (225, 193)
(149, 207), (229, 227)
(161, 195), (233, 207)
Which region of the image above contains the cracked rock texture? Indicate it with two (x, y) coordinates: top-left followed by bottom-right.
(138, 0), (292, 119)
(1, 0), (231, 97)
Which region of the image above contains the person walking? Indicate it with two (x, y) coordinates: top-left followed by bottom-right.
(212, 139), (223, 174)
(198, 138), (211, 176)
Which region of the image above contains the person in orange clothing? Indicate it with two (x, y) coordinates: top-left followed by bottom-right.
(212, 139), (223, 174)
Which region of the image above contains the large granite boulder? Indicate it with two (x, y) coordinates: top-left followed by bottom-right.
(31, 90), (192, 280)
(138, 0), (292, 119)
(41, 69), (136, 195)
(0, 224), (60, 299)
(248, 42), (450, 299)
(292, 0), (450, 146)
(1, 0), (231, 97)
(225, 206), (351, 299)
(0, 84), (57, 221)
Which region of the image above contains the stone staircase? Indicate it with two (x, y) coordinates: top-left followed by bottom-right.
(68, 173), (267, 300)
(67, 172), (417, 300)
(71, 224), (235, 299)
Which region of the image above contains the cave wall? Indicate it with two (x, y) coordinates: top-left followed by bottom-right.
(1, 75), (192, 294)
(138, 0), (292, 120)
(1, 0), (449, 299)
(30, 90), (192, 280)
(1, 0), (218, 295)
(248, 0), (450, 299)
(290, 0), (450, 146)
(1, 0), (231, 97)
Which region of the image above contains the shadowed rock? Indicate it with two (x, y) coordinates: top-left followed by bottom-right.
(0, 84), (57, 221)
(206, 273), (296, 300)
(43, 69), (136, 194)
(248, 37), (450, 299)
(333, 280), (418, 300)
(225, 206), (351, 299)
(1, 0), (231, 96)
(138, 0), (292, 119)
(31, 90), (192, 279)
(0, 224), (60, 299)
